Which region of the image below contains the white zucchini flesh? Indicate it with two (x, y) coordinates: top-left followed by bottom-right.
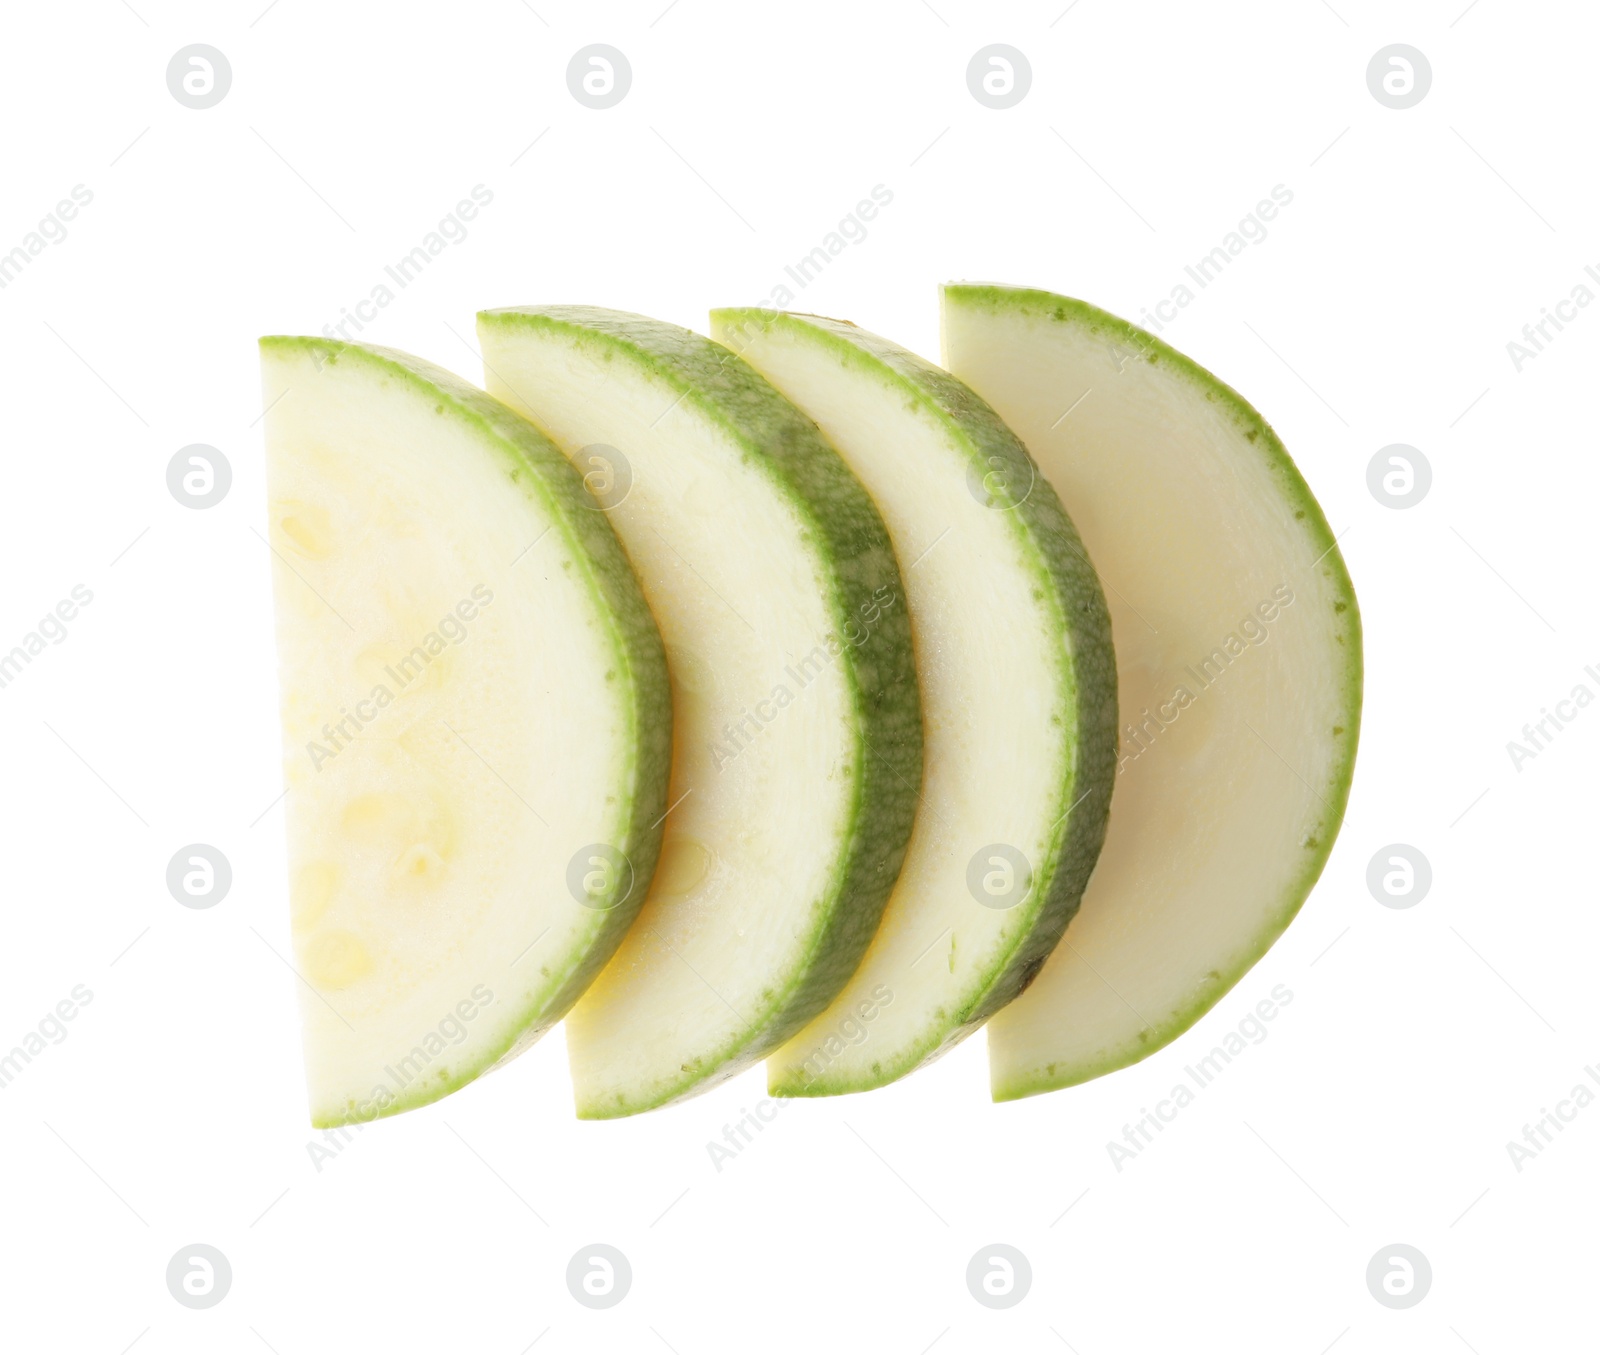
(261, 338), (670, 1125)
(710, 310), (1116, 1096)
(940, 286), (1361, 1100)
(476, 307), (921, 1118)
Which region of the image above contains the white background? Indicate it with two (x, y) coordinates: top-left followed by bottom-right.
(0, 1), (1592, 1351)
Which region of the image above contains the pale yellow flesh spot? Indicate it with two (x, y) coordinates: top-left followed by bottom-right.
(654, 837), (713, 896)
(291, 861), (340, 931)
(302, 929), (373, 989)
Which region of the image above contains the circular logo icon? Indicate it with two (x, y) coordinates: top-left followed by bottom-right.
(575, 445), (633, 511)
(567, 45), (632, 109)
(967, 45), (1032, 109)
(567, 844), (634, 910)
(966, 1243), (1032, 1309)
(167, 445), (232, 509)
(1366, 45), (1431, 110)
(1366, 444), (1430, 509)
(965, 452), (1035, 510)
(1366, 1243), (1431, 1309)
(566, 1243), (631, 1309)
(1367, 844), (1430, 910)
(166, 1243), (232, 1309)
(167, 844), (232, 910)
(166, 45), (232, 110)
(967, 844), (1032, 910)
